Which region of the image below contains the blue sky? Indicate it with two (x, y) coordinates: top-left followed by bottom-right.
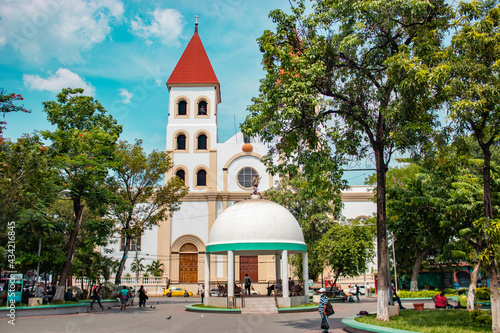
(0, 0), (292, 148)
(0, 0), (373, 185)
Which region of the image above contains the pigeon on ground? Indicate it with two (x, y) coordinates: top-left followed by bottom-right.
(166, 316), (172, 320)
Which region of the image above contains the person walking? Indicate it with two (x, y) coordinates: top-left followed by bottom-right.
(90, 283), (104, 310)
(243, 273), (252, 296)
(355, 284), (360, 302)
(138, 285), (148, 308)
(366, 283), (371, 297)
(318, 288), (330, 333)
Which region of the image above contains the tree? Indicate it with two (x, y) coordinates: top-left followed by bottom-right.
(441, 2), (500, 329)
(319, 219), (376, 287)
(145, 260), (164, 277)
(242, 0), (451, 320)
(266, 172), (345, 280)
(380, 161), (452, 292)
(108, 140), (187, 286)
(0, 89), (30, 142)
(41, 88), (122, 301)
(0, 134), (60, 275)
(131, 257), (145, 276)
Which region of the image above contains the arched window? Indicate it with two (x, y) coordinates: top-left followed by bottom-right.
(197, 134), (207, 150)
(176, 169), (186, 183)
(198, 101), (207, 115)
(197, 169), (207, 186)
(177, 134), (186, 150)
(178, 101), (187, 116)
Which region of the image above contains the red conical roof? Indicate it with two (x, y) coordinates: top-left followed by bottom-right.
(167, 27), (219, 86)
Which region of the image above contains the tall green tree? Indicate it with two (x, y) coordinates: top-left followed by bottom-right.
(441, 1), (500, 329)
(319, 219), (376, 287)
(0, 134), (60, 274)
(42, 88), (122, 301)
(108, 140), (187, 286)
(242, 0), (451, 320)
(381, 161), (452, 292)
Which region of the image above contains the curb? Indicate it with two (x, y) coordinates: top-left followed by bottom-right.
(342, 316), (420, 333)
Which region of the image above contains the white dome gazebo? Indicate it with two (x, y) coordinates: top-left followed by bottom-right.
(204, 195), (309, 308)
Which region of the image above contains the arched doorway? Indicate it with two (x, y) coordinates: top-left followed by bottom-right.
(179, 243), (198, 283)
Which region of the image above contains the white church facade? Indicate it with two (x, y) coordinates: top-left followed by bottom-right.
(101, 23), (377, 295)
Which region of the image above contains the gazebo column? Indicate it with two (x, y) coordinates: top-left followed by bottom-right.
(205, 253), (210, 300)
(275, 252), (281, 282)
(302, 252), (309, 304)
(282, 249), (290, 307)
(228, 250), (234, 297)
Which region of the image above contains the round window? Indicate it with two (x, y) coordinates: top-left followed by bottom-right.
(237, 167), (259, 189)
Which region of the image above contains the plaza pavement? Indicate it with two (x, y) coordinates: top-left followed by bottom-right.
(1, 295), (435, 333)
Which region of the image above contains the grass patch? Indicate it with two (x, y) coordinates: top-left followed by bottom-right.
(356, 309), (491, 333)
(191, 304), (228, 309)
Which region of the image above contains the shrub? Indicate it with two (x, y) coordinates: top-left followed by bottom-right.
(475, 287), (490, 301)
(469, 309), (492, 325)
(398, 290), (440, 298)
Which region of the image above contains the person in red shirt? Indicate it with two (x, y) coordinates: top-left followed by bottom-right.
(432, 290), (452, 308)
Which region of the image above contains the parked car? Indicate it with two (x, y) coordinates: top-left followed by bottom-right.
(209, 288), (219, 296)
(163, 287), (193, 297)
(349, 285), (366, 295)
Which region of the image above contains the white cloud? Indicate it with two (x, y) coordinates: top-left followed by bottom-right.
(118, 88), (132, 104)
(0, 0), (124, 63)
(23, 68), (95, 96)
(130, 8), (184, 45)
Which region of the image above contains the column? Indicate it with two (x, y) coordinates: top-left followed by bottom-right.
(282, 250), (289, 301)
(228, 250), (234, 297)
(275, 252), (281, 282)
(302, 252), (309, 304)
(205, 253), (210, 299)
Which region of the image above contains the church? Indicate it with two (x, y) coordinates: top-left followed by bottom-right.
(104, 22), (376, 295)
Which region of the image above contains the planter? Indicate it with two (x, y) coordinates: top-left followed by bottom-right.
(413, 303), (424, 311)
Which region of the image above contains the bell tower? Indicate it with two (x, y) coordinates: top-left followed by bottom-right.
(165, 19), (220, 191)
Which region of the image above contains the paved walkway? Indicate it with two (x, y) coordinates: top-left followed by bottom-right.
(1, 295), (435, 333)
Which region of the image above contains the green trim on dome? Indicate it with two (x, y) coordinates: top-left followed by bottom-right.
(206, 242), (307, 253)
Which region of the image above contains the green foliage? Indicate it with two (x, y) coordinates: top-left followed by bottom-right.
(469, 310), (492, 325)
(356, 309), (491, 332)
(242, 1), (452, 317)
(145, 260), (164, 277)
(319, 219), (376, 280)
(266, 172), (344, 279)
(475, 287), (491, 300)
(0, 88), (30, 142)
(107, 139), (187, 284)
(398, 290), (442, 298)
(41, 88), (122, 300)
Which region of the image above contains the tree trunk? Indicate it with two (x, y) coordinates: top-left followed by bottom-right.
(374, 144), (390, 321)
(480, 142), (499, 332)
(115, 234), (131, 286)
(488, 261), (500, 333)
(410, 249), (429, 292)
(53, 198), (84, 301)
(468, 260), (481, 311)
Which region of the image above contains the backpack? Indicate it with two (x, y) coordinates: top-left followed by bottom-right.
(325, 300), (335, 316)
